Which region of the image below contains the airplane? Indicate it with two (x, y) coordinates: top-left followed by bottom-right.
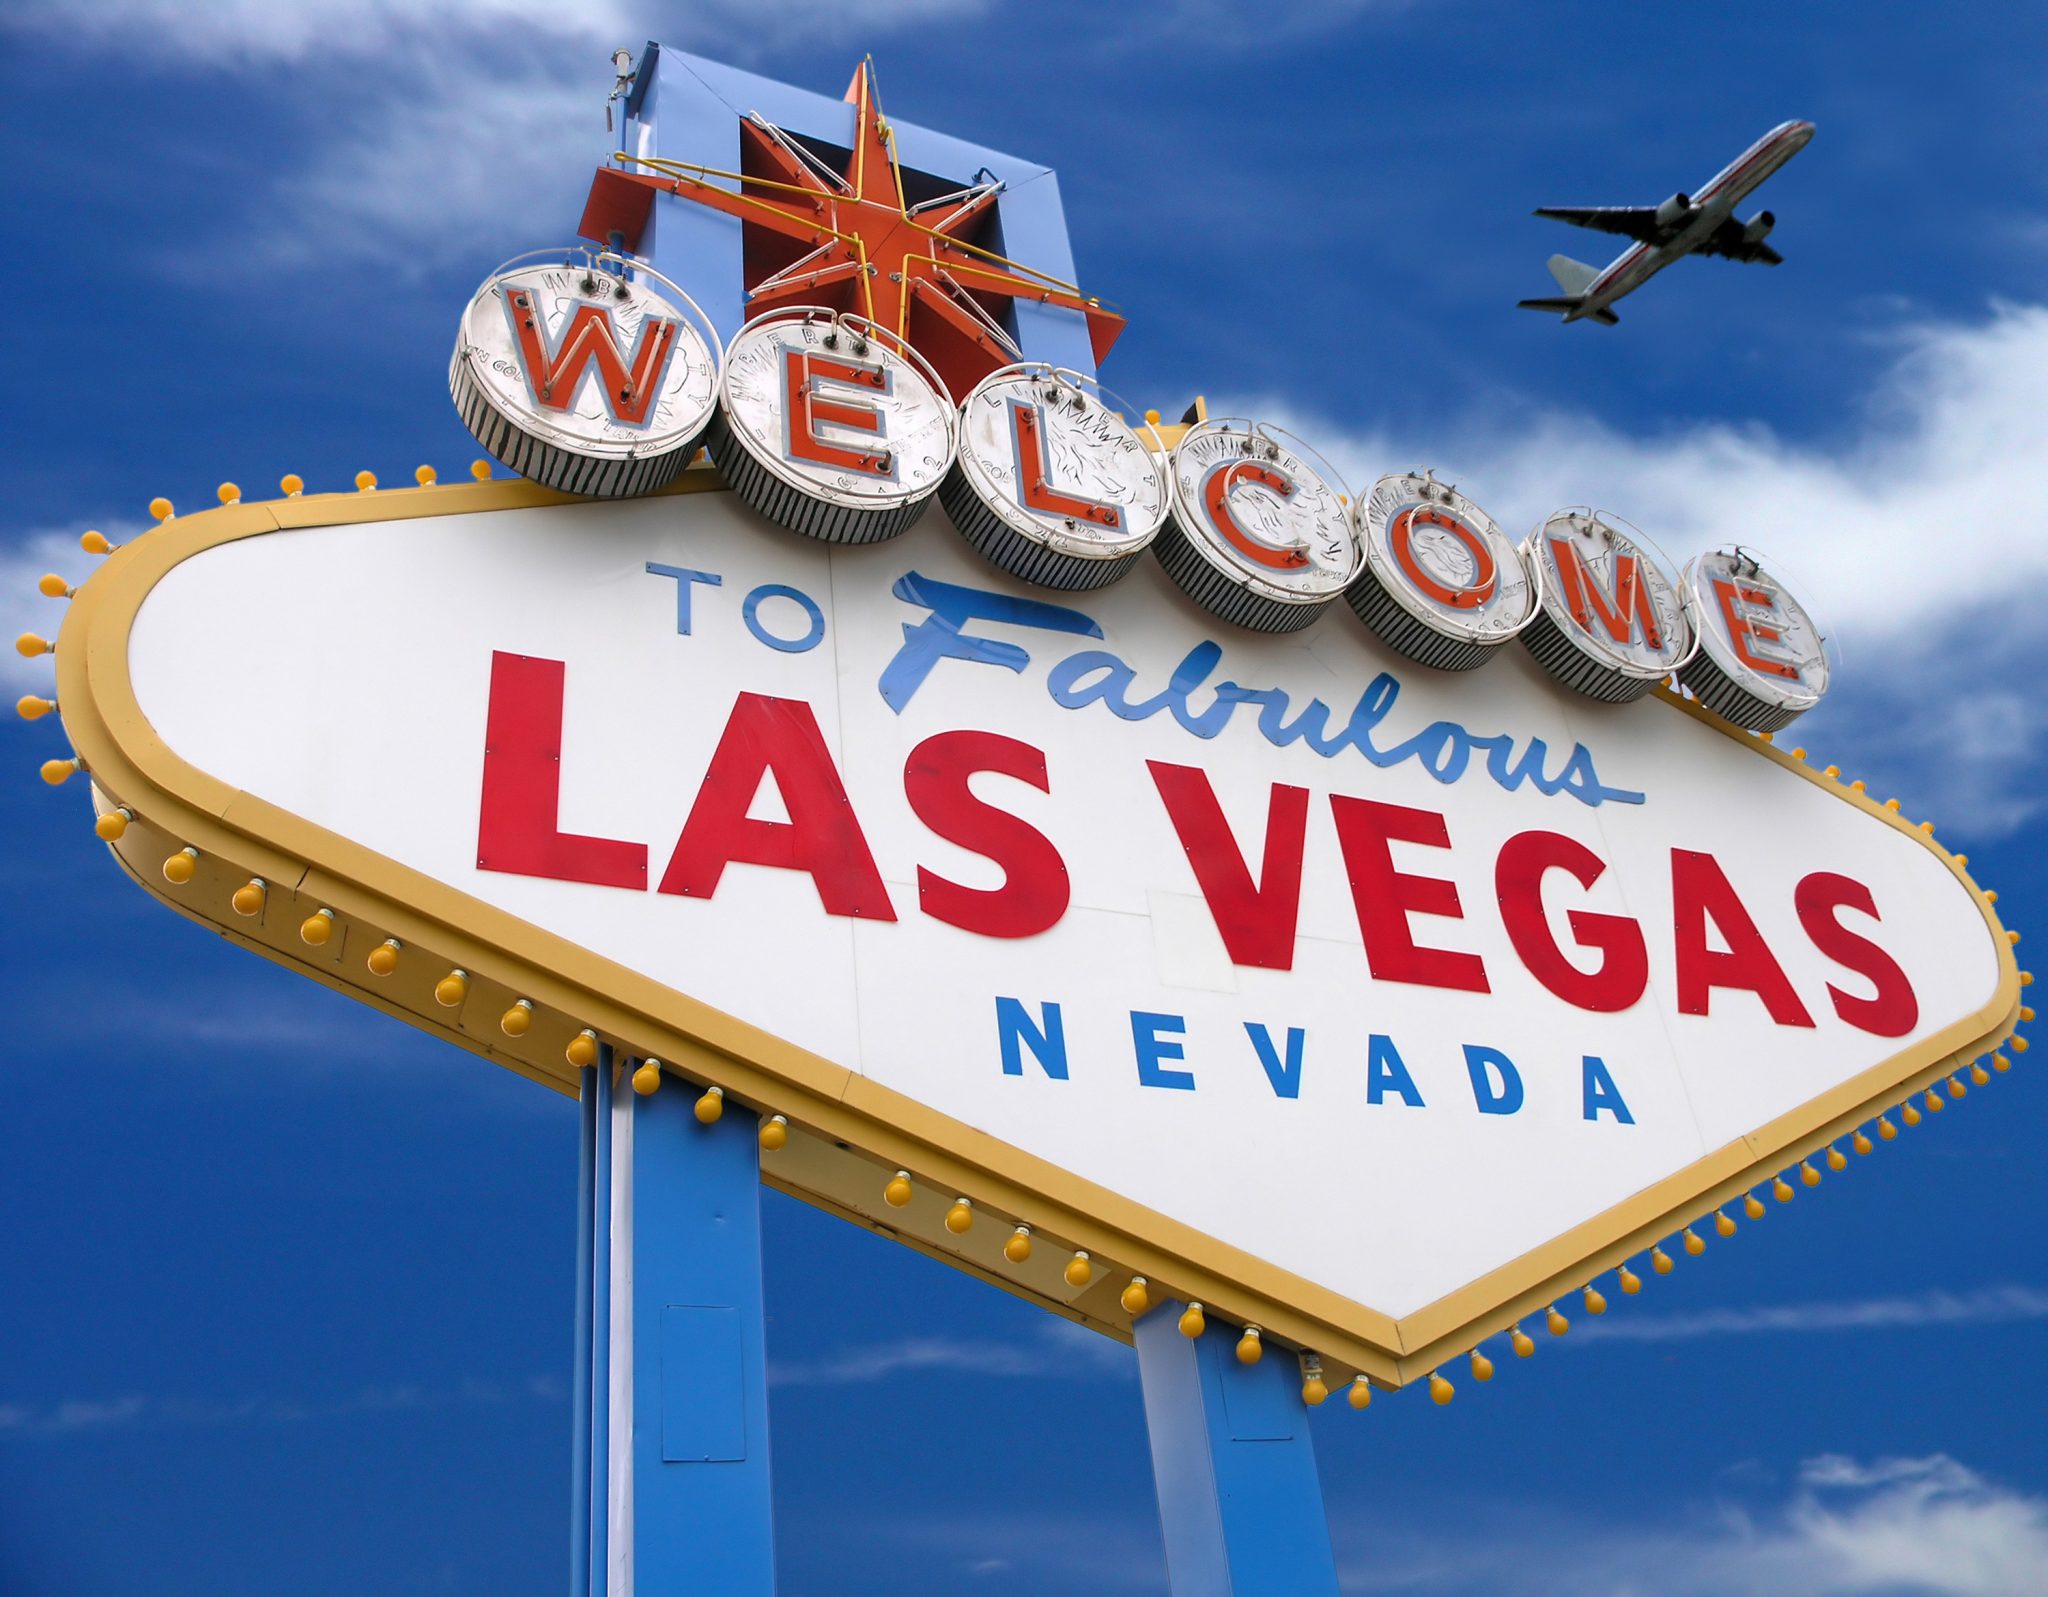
(1519, 120), (1814, 325)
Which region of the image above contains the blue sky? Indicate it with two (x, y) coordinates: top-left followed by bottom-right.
(3, 3), (2045, 1594)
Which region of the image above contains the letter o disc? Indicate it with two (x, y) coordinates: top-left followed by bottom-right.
(1155, 421), (1361, 632)
(708, 311), (956, 545)
(449, 256), (719, 498)
(1677, 549), (1829, 731)
(938, 366), (1166, 590)
(1521, 510), (1689, 702)
(1348, 473), (1533, 671)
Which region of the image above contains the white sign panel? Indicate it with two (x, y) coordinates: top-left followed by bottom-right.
(121, 487), (2008, 1323)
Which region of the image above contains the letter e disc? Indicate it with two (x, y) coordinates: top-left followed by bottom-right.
(939, 366), (1167, 590)
(1349, 472), (1533, 671)
(1156, 420), (1361, 632)
(708, 310), (957, 545)
(1677, 549), (1829, 731)
(1521, 510), (1689, 702)
(450, 255), (719, 498)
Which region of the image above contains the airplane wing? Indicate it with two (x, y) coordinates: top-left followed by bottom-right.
(1695, 219), (1784, 265)
(1532, 206), (1662, 240)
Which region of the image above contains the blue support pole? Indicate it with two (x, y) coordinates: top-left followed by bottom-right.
(624, 1086), (776, 1595)
(589, 1051), (615, 1597)
(572, 1064), (597, 1597)
(1133, 1303), (1341, 1597)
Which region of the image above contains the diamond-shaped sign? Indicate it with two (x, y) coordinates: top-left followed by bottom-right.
(51, 476), (2021, 1386)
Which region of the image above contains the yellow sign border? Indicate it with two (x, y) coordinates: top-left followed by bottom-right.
(52, 472), (2023, 1390)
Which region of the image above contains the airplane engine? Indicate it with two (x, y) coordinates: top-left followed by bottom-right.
(1654, 192), (1693, 229)
(1743, 210), (1776, 243)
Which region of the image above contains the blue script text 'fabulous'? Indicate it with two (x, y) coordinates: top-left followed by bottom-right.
(880, 572), (1646, 809)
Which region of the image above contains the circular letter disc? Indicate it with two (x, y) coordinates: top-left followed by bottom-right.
(939, 366), (1166, 590)
(450, 257), (718, 498)
(710, 311), (956, 545)
(1677, 549), (1829, 731)
(1349, 472), (1533, 671)
(1156, 421), (1361, 633)
(1520, 510), (1689, 703)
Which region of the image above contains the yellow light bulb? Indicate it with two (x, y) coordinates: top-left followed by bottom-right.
(1901, 1100), (1921, 1126)
(2013, 1035), (2031, 1053)
(1878, 1114), (1898, 1137)
(41, 757), (80, 785)
(434, 969), (468, 1007)
(2021, 971), (2034, 987)
(1744, 1192), (1767, 1219)
(1651, 1246), (1675, 1273)
(1773, 1176), (1795, 1201)
(1823, 764), (1840, 779)
(1583, 1286), (1607, 1315)
(1510, 1324), (1534, 1357)
(1992, 1053), (2011, 1073)
(148, 497), (173, 522)
(2005, 929), (2020, 945)
(565, 1029), (598, 1068)
(632, 1061), (662, 1096)
(945, 1199), (973, 1235)
(1179, 1303), (1206, 1339)
(1954, 853), (1968, 868)
(1683, 1228), (1705, 1256)
(1302, 1369), (1330, 1405)
(162, 846), (198, 884)
(1947, 1074), (1966, 1099)
(355, 471), (377, 492)
(1429, 1371), (1454, 1406)
(217, 482), (240, 505)
(470, 460), (492, 481)
(231, 878), (266, 916)
(1923, 1087), (1944, 1112)
(2022, 1007), (2035, 1022)
(1121, 1278), (1151, 1316)
(1827, 1145), (1848, 1171)
(1003, 1226), (1032, 1264)
(1065, 1252), (1093, 1289)
(18, 695), (54, 721)
(300, 908), (335, 946)
(1715, 1209), (1737, 1237)
(1469, 1349), (1494, 1382)
(1236, 1327), (1263, 1365)
(1618, 1265), (1641, 1294)
(1144, 408), (1161, 425)
(1883, 797), (1900, 811)
(1919, 821), (1935, 835)
(1852, 1130), (1873, 1155)
(1969, 1062), (1990, 1086)
(366, 938), (400, 976)
(415, 465), (437, 486)
(1545, 1305), (1569, 1336)
(95, 807), (131, 842)
(884, 1171), (913, 1208)
(1348, 1375), (1373, 1409)
(500, 999), (533, 1037)
(280, 474), (304, 496)
(17, 632), (53, 657)
(38, 573), (70, 598)
(759, 1115), (788, 1151)
(1799, 1161), (1820, 1186)
(694, 1086), (724, 1124)
(81, 530), (112, 554)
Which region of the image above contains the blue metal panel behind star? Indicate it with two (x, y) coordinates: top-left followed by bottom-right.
(603, 43), (1098, 381)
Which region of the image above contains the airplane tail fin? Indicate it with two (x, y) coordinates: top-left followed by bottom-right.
(1546, 254), (1600, 295)
(1517, 295), (1620, 326)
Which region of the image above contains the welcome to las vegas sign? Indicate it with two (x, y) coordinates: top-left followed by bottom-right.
(24, 52), (2025, 1398)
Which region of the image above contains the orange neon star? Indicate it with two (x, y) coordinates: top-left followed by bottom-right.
(579, 59), (1125, 400)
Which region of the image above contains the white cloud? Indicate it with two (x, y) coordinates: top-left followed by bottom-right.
(1, 526), (130, 695)
(0, 1376), (560, 1435)
(1253, 302), (2048, 838)
(770, 1317), (1132, 1387)
(1344, 1454), (2048, 1597)
(1569, 1285), (2048, 1344)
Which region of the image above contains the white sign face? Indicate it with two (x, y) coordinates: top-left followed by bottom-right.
(1684, 549), (1829, 713)
(718, 315), (956, 511)
(454, 263), (719, 463)
(1164, 422), (1360, 619)
(952, 369), (1166, 563)
(121, 489), (2008, 1325)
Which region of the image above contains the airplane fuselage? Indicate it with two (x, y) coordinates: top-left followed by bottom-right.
(1566, 120), (1814, 321)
